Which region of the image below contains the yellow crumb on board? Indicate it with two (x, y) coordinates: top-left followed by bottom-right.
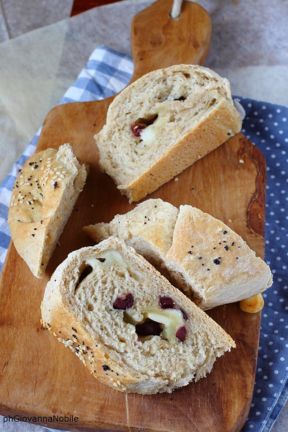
(240, 294), (264, 313)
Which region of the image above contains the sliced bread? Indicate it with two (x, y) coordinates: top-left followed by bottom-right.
(8, 144), (87, 278)
(84, 198), (178, 264)
(165, 205), (273, 309)
(84, 199), (272, 310)
(95, 64), (242, 202)
(41, 237), (235, 394)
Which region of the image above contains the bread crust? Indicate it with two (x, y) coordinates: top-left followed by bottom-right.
(121, 100), (241, 202)
(41, 256), (137, 392)
(41, 238), (235, 394)
(165, 205), (273, 309)
(8, 144), (87, 278)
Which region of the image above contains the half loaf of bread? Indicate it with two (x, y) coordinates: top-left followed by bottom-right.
(8, 144), (87, 278)
(41, 237), (235, 394)
(95, 65), (242, 202)
(84, 199), (272, 310)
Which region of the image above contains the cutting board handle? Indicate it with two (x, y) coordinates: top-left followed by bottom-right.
(131, 0), (211, 81)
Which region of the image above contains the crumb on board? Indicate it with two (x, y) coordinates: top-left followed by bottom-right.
(239, 159), (245, 164)
(174, 177), (179, 182)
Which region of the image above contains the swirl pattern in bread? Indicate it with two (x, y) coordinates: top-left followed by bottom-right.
(41, 237), (235, 394)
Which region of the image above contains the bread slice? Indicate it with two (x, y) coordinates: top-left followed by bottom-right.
(84, 199), (272, 310)
(84, 199), (178, 265)
(8, 144), (87, 278)
(165, 205), (273, 309)
(95, 64), (242, 202)
(41, 237), (235, 394)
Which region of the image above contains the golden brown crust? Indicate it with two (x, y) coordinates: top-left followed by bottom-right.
(44, 303), (137, 392)
(8, 144), (87, 278)
(122, 100), (241, 202)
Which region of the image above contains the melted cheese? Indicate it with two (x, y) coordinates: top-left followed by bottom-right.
(86, 250), (128, 269)
(146, 308), (184, 342)
(140, 107), (169, 145)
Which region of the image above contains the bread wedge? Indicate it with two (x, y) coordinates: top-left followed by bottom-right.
(84, 199), (272, 310)
(95, 65), (242, 202)
(165, 205), (272, 309)
(41, 237), (235, 394)
(84, 199), (178, 264)
(8, 144), (87, 278)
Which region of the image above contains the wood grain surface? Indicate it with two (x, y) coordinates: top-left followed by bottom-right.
(0, 1), (265, 431)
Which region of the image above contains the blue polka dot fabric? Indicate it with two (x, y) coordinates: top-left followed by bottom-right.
(239, 99), (288, 432)
(0, 47), (287, 432)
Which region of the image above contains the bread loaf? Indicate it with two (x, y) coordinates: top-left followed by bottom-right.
(84, 199), (272, 310)
(41, 237), (235, 394)
(95, 65), (242, 202)
(8, 144), (87, 278)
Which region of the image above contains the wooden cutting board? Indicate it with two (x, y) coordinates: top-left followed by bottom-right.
(0, 1), (266, 431)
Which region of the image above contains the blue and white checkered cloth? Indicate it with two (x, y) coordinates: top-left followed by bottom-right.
(0, 45), (287, 432)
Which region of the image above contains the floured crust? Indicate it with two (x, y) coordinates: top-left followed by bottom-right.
(84, 199), (178, 261)
(41, 237), (235, 394)
(95, 64), (242, 202)
(8, 144), (87, 278)
(84, 199), (272, 310)
(165, 205), (273, 309)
